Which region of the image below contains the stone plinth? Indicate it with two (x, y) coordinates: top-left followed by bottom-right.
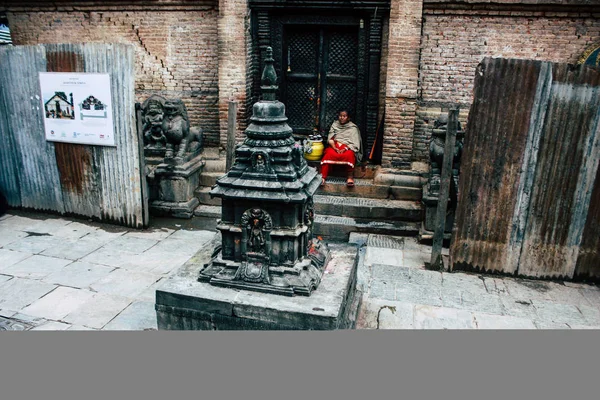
(156, 243), (360, 330)
(150, 155), (204, 218)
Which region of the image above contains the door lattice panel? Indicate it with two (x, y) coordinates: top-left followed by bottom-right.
(287, 81), (317, 132)
(328, 31), (358, 76)
(288, 31), (318, 74)
(324, 81), (357, 131)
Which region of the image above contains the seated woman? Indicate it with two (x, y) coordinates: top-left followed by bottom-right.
(320, 110), (362, 187)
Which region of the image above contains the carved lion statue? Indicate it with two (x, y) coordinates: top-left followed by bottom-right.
(161, 99), (203, 161)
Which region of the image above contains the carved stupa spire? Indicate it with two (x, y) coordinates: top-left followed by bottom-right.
(261, 47), (278, 101)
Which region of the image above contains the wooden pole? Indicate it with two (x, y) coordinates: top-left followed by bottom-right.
(430, 107), (459, 270)
(226, 101), (238, 171)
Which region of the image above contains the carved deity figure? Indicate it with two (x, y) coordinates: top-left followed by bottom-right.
(247, 209), (266, 253)
(142, 97), (166, 147)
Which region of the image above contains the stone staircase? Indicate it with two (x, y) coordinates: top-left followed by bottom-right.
(186, 151), (428, 241)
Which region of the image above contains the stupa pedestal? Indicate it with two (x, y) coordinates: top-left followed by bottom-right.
(155, 240), (360, 330)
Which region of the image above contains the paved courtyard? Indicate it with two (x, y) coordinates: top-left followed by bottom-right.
(1, 211), (599, 330)
(354, 234), (600, 329)
(0, 211), (215, 330)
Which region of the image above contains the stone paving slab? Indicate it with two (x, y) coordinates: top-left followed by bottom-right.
(0, 277), (57, 312)
(90, 269), (162, 298)
(472, 313), (536, 329)
(442, 287), (505, 315)
(4, 234), (66, 255)
(49, 222), (100, 239)
(102, 301), (158, 330)
(1, 255), (73, 279)
(63, 293), (133, 329)
(120, 227), (175, 241)
(364, 247), (403, 267)
(481, 276), (510, 295)
(0, 249), (33, 271)
(21, 286), (95, 320)
(42, 261), (115, 289)
(0, 215), (44, 231)
(111, 251), (192, 275)
(18, 218), (72, 235)
(580, 288), (600, 308)
(30, 321), (72, 331)
(0, 228), (28, 247)
(413, 304), (475, 329)
(357, 298), (415, 329)
(576, 304), (600, 326)
(99, 234), (159, 254)
(41, 237), (107, 261)
(530, 301), (588, 327)
(68, 325), (97, 331)
(80, 247), (142, 268)
(499, 296), (539, 320)
(83, 229), (128, 244)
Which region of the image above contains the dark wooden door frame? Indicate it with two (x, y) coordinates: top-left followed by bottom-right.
(250, 4), (387, 161)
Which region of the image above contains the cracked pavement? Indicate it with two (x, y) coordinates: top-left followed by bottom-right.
(353, 233), (600, 329)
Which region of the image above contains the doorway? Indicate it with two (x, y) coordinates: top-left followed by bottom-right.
(282, 25), (359, 139)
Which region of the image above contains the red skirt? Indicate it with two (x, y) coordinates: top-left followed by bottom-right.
(320, 146), (356, 168)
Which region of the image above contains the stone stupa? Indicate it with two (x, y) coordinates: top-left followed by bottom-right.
(198, 47), (330, 296)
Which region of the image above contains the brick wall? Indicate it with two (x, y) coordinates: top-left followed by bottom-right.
(7, 4), (222, 146)
(420, 8), (600, 106)
(218, 0), (248, 147)
(410, 4), (600, 163)
(382, 0), (424, 168)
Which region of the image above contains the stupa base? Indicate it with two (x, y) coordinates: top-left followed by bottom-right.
(155, 242), (360, 330)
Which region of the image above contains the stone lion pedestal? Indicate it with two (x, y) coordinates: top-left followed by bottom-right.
(140, 95), (204, 218)
(150, 156), (204, 218)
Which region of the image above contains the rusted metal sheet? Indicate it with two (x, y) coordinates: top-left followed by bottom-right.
(45, 44), (102, 217)
(0, 45), (65, 212)
(451, 57), (600, 280)
(81, 43), (144, 227)
(575, 157), (600, 279)
(518, 64), (600, 278)
(0, 43), (145, 228)
(450, 58), (548, 274)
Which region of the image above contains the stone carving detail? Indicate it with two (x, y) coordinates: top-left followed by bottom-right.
(141, 96), (203, 165)
(251, 151), (272, 174)
(304, 198), (315, 245)
(142, 95), (167, 148)
(241, 208), (273, 256)
(428, 113), (464, 196)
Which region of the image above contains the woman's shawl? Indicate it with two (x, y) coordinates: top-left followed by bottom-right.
(328, 120), (363, 163)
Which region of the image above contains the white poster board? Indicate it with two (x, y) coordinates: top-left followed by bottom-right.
(39, 72), (116, 146)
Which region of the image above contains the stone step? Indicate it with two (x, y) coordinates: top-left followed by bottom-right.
(306, 161), (380, 179)
(199, 171), (225, 187)
(313, 194), (423, 222)
(194, 187), (221, 206)
(314, 215), (419, 242)
(317, 177), (390, 199)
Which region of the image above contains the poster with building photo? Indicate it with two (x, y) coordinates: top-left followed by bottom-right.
(39, 72), (115, 146)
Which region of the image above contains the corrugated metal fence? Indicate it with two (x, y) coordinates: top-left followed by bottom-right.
(451, 57), (600, 280)
(0, 44), (147, 228)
